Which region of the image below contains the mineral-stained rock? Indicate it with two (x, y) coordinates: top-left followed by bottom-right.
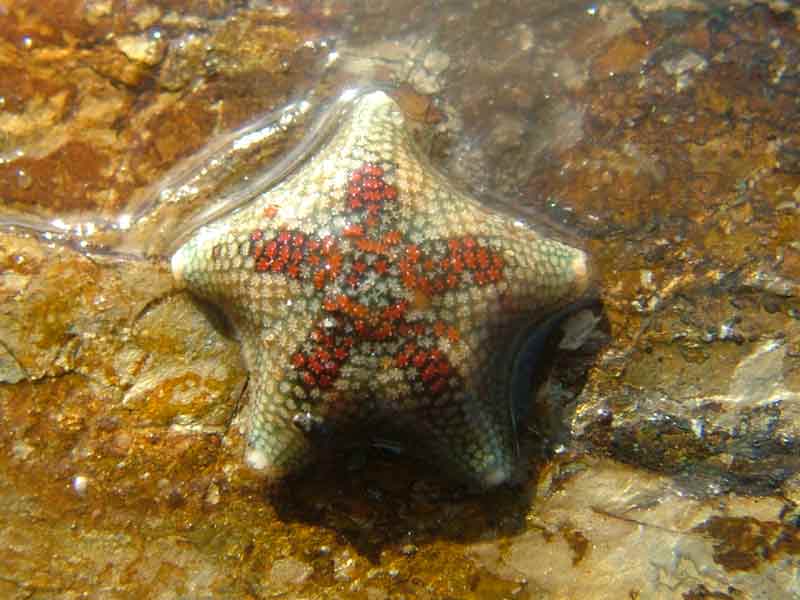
(0, 1), (798, 598)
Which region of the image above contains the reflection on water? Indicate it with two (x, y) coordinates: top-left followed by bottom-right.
(0, 0), (606, 259)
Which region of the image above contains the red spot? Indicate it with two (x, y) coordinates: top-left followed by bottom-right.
(383, 231), (401, 246)
(323, 296), (338, 311)
(416, 277), (433, 296)
(430, 379), (448, 395)
(327, 254), (343, 277)
(263, 205), (279, 219)
(374, 259), (389, 275)
(336, 294), (351, 311)
(374, 322), (393, 340)
(343, 224), (364, 238)
(422, 364), (438, 382)
(406, 245), (421, 263)
(477, 247), (490, 269)
(250, 230), (263, 242)
(352, 303), (368, 319)
(464, 250), (478, 269)
(291, 353), (306, 368)
(321, 236), (336, 255)
(433, 321), (447, 337)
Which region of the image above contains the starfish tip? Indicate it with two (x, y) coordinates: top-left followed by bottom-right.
(478, 462), (513, 489)
(571, 249), (591, 295)
(170, 246), (187, 286)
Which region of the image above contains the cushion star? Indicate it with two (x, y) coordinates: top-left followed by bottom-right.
(171, 90), (590, 489)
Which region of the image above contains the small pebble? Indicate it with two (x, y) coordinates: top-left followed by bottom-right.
(72, 475), (89, 496)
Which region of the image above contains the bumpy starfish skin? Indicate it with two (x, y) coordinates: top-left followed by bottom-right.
(171, 91), (589, 488)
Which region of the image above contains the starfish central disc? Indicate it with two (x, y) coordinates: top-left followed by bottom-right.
(171, 91), (590, 488)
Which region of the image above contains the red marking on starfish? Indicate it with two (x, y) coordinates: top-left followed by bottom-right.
(244, 161), (507, 398)
(374, 259), (389, 274)
(383, 231), (401, 245)
(343, 223), (364, 238)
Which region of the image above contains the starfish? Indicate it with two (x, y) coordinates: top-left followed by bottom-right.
(171, 90), (590, 489)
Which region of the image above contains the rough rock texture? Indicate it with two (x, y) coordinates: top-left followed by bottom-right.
(0, 1), (798, 599)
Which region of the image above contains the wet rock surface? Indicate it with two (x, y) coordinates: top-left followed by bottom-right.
(1, 1), (799, 598)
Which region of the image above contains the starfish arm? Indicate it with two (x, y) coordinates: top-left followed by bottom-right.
(405, 392), (515, 489)
(240, 354), (315, 478)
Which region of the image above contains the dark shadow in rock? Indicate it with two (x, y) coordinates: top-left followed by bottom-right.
(524, 301), (611, 458)
(190, 295), (240, 340)
(268, 448), (535, 562)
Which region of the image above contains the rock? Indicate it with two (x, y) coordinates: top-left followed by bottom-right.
(0, 2), (798, 598)
(422, 50), (450, 75)
(0, 344), (26, 384)
(115, 33), (166, 66)
(269, 557), (313, 586)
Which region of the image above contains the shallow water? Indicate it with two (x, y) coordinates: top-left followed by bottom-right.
(1, 1), (799, 598)
(0, 0), (607, 257)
